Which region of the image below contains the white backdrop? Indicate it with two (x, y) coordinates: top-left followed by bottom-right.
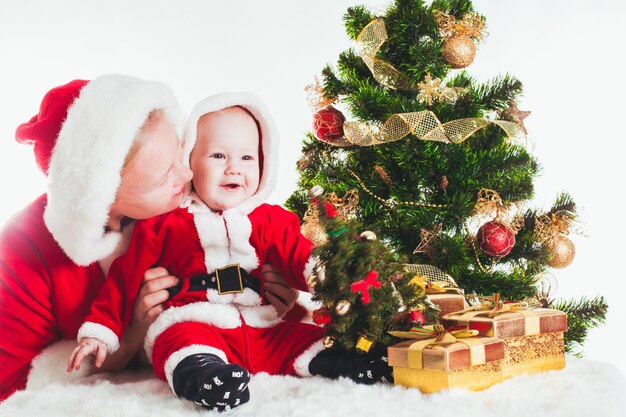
(1, 0), (624, 375)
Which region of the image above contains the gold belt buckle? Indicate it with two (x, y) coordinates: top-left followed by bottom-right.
(215, 264), (244, 294)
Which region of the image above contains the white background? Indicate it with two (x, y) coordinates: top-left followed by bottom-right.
(1, 0), (624, 375)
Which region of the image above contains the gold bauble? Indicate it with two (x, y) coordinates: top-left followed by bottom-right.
(335, 300), (351, 316)
(308, 185), (325, 198)
(547, 235), (576, 269)
(323, 336), (335, 348)
(306, 273), (318, 288)
(315, 264), (326, 283)
(441, 35), (476, 69)
(359, 231), (377, 241)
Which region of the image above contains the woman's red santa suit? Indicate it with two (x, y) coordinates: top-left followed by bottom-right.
(0, 75), (182, 402)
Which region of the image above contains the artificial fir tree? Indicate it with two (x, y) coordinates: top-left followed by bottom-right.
(305, 190), (438, 353)
(287, 0), (607, 354)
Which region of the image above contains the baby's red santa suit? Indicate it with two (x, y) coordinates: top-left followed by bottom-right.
(77, 93), (327, 397)
(0, 75), (182, 402)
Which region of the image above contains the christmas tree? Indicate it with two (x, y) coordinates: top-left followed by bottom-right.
(303, 189), (438, 353)
(287, 0), (607, 355)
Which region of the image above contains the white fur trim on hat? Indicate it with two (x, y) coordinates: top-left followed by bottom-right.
(44, 74), (183, 266)
(144, 302), (242, 362)
(292, 339), (326, 377)
(77, 321), (120, 353)
(183, 92), (279, 215)
(163, 344), (229, 393)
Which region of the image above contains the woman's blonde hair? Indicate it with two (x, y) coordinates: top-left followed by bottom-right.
(122, 109), (164, 170)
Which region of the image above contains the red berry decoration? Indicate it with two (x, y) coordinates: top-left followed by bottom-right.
(476, 221), (515, 258)
(312, 106), (345, 143)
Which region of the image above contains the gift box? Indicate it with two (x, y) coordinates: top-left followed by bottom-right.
(387, 327), (505, 393)
(427, 292), (466, 317)
(441, 306), (567, 379)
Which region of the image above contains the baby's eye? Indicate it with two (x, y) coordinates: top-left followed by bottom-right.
(242, 155), (254, 161)
(210, 153), (225, 159)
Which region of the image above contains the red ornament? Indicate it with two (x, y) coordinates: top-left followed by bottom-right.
(312, 309), (332, 325)
(409, 310), (425, 326)
(312, 106), (345, 143)
(476, 221), (515, 258)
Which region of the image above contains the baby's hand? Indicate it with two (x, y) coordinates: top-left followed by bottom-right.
(67, 337), (109, 372)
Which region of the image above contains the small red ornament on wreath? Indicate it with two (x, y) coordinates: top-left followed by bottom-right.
(313, 106), (346, 143)
(472, 189), (522, 258)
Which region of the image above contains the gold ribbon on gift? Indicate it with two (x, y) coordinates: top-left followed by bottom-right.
(450, 293), (540, 336)
(356, 18), (419, 91)
(327, 110), (524, 148)
(389, 325), (485, 369)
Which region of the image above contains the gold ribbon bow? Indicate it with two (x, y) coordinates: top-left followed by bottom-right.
(389, 325), (484, 369)
(410, 275), (463, 295)
(450, 294), (540, 336)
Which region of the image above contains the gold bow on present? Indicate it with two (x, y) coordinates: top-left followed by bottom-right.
(450, 293), (540, 336)
(389, 325), (484, 369)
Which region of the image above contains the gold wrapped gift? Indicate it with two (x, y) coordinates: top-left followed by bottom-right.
(441, 297), (567, 379)
(387, 326), (504, 393)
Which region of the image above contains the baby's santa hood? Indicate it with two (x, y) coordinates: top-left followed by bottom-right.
(183, 92), (279, 214)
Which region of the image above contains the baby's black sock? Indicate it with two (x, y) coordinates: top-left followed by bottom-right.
(309, 346), (393, 385)
(172, 353), (250, 412)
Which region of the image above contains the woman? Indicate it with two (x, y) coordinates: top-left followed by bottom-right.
(0, 75), (299, 402)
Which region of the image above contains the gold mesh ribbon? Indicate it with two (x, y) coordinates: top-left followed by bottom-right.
(404, 264), (459, 288)
(389, 325), (485, 369)
(534, 210), (575, 248)
(356, 18), (418, 91)
(435, 12), (487, 40)
(305, 77), (336, 112)
(473, 189), (524, 233)
(301, 189), (359, 246)
(328, 111), (524, 147)
(409, 275), (464, 295)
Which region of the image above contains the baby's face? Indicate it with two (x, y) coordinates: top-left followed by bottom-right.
(190, 107), (260, 211)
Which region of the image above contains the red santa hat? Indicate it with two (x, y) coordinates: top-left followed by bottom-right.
(15, 75), (183, 266)
(183, 92), (279, 215)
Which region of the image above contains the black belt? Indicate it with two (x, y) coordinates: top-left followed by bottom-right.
(167, 264), (261, 298)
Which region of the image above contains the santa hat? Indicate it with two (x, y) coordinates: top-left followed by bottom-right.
(183, 92), (279, 215)
(15, 75), (183, 266)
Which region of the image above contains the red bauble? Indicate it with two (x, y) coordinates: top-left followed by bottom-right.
(476, 221), (515, 258)
(312, 106), (345, 142)
(409, 310), (425, 326)
(312, 309), (332, 325)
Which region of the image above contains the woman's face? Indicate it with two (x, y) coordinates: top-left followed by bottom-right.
(110, 116), (192, 223)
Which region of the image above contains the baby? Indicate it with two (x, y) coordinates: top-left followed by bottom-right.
(69, 93), (391, 411)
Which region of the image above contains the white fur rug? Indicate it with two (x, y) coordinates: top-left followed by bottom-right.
(1, 340), (624, 417)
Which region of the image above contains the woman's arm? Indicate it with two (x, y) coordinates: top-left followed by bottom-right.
(91, 267), (178, 372)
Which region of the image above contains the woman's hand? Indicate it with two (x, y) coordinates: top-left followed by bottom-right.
(128, 267), (179, 339)
(261, 263), (299, 318)
(91, 267), (178, 373)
